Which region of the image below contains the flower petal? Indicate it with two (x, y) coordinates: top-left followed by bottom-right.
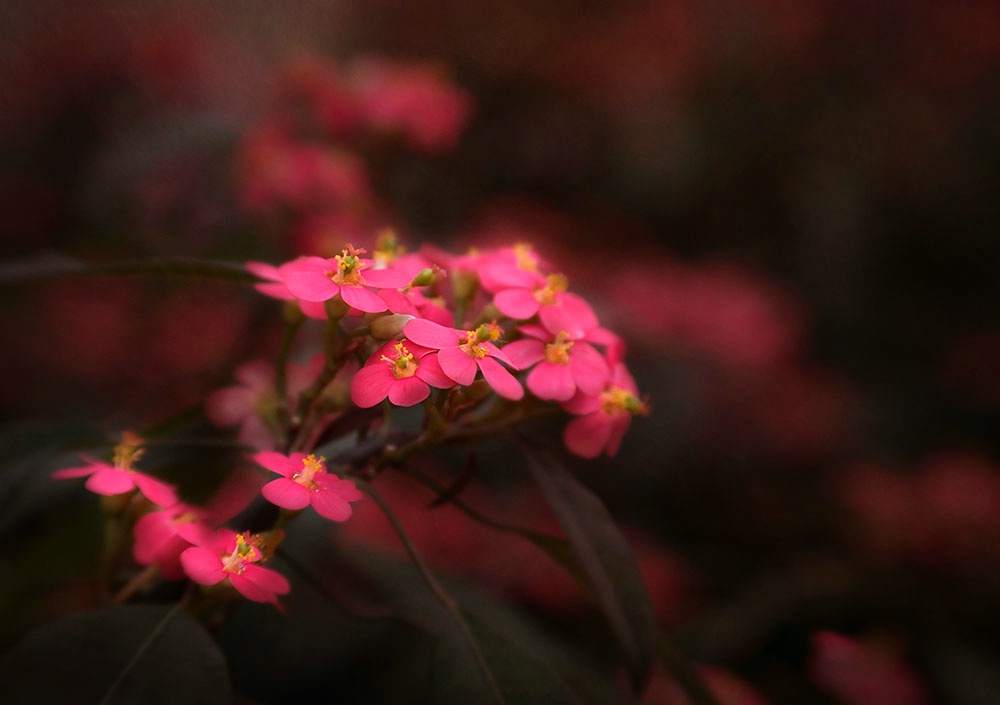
(252, 451), (296, 478)
(261, 477), (311, 510)
(309, 488), (354, 522)
(241, 564), (291, 595)
(52, 464), (100, 479)
(563, 412), (613, 459)
(362, 267), (411, 288)
(438, 346), (478, 385)
(339, 284), (389, 313)
(568, 343), (610, 397)
(350, 364), (395, 408)
(228, 572), (274, 603)
(527, 362), (576, 401)
(414, 353), (455, 389)
(84, 467), (136, 496)
(501, 339), (545, 370)
(388, 376), (430, 407)
(478, 356), (524, 400)
(404, 318), (459, 349)
(282, 259), (340, 302)
(180, 547), (227, 585)
(132, 473), (180, 507)
(314, 473), (363, 502)
(494, 288), (540, 319)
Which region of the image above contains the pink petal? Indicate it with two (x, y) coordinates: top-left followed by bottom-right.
(339, 284), (389, 313)
(282, 258), (339, 302)
(414, 353), (455, 388)
(502, 339), (545, 370)
(438, 346), (478, 385)
(404, 318), (459, 349)
(482, 341), (515, 368)
(132, 512), (180, 564)
(253, 282), (294, 301)
(604, 415), (632, 457)
(132, 473), (180, 507)
(539, 292), (598, 339)
(527, 363), (576, 401)
(563, 412), (613, 459)
(362, 267), (411, 288)
(85, 467), (136, 496)
(309, 488), (354, 522)
(241, 564), (291, 595)
(568, 343), (610, 397)
(478, 357), (524, 400)
(314, 473), (363, 502)
(388, 377), (430, 407)
(379, 288), (419, 315)
(180, 547), (227, 585)
(252, 451), (296, 478)
(350, 364), (395, 408)
(261, 477), (311, 510)
(228, 572), (275, 603)
(562, 389), (602, 415)
(494, 288), (540, 320)
(204, 387), (255, 426)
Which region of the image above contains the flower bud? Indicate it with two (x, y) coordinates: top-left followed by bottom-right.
(451, 267), (479, 303)
(410, 267), (436, 288)
(367, 313), (415, 340)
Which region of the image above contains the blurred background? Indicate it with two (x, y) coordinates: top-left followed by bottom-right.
(1, 1), (998, 703)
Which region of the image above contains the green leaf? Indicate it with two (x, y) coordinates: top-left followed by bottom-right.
(0, 604), (230, 705)
(523, 443), (656, 694)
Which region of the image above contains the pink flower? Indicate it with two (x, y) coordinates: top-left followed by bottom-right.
(205, 356), (321, 449)
(253, 451), (362, 522)
(476, 243), (548, 293)
(809, 631), (929, 705)
(133, 503), (216, 579)
(493, 273), (598, 339)
(351, 340), (455, 407)
(404, 318), (524, 400)
(352, 58), (472, 153)
(245, 261), (327, 319)
(562, 363), (649, 458)
(181, 530), (290, 606)
(52, 433), (177, 507)
(503, 325), (609, 401)
(280, 244), (411, 313)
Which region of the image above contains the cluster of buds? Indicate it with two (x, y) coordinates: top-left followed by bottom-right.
(54, 235), (648, 607)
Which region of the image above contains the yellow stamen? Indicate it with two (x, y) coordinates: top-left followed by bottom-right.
(513, 243), (539, 272)
(381, 342), (418, 379)
(534, 273), (568, 306)
(599, 387), (650, 416)
(331, 243), (367, 286)
(112, 432), (145, 471)
(291, 454), (327, 491)
(544, 331), (574, 365)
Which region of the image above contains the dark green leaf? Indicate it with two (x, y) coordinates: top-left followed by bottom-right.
(0, 254), (260, 285)
(0, 604), (230, 705)
(523, 443), (656, 693)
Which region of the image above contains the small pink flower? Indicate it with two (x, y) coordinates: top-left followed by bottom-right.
(52, 433), (177, 507)
(351, 340), (454, 407)
(562, 363), (649, 458)
(181, 530), (290, 606)
(404, 318), (524, 400)
(245, 261), (327, 319)
(503, 325), (608, 401)
(493, 273), (598, 339)
(476, 243), (548, 293)
(133, 503), (217, 579)
(254, 451), (362, 522)
(280, 244), (411, 313)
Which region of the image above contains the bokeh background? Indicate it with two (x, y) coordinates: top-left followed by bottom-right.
(1, 1), (998, 703)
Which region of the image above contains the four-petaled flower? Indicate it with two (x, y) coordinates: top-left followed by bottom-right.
(280, 244), (411, 312)
(562, 363), (650, 458)
(503, 325), (609, 402)
(52, 433), (178, 507)
(180, 530), (290, 606)
(493, 272), (599, 339)
(404, 318), (524, 400)
(254, 451), (363, 521)
(351, 340), (454, 407)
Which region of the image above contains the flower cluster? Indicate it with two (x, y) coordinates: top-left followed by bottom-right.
(254, 236), (650, 458)
(53, 236), (647, 609)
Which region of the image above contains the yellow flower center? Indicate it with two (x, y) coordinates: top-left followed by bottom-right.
(534, 273), (568, 306)
(513, 243), (539, 272)
(381, 342), (418, 379)
(459, 323), (502, 359)
(112, 432), (145, 471)
(222, 532), (262, 574)
(291, 454), (327, 491)
(331, 243), (367, 285)
(599, 386), (649, 416)
(374, 229), (404, 268)
(544, 332), (574, 365)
